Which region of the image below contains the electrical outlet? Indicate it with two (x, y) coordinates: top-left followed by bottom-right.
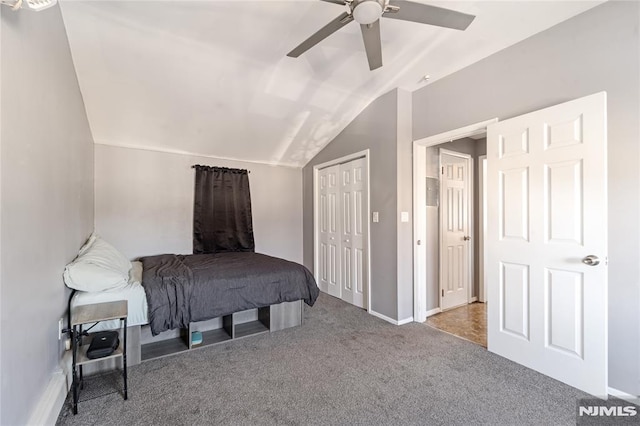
(58, 318), (64, 340)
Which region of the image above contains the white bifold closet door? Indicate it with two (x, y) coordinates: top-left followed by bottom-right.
(319, 165), (341, 298)
(317, 157), (368, 309)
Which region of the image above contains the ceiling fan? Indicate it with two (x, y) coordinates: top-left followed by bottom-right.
(287, 0), (475, 70)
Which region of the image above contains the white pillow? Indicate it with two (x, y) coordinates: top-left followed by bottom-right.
(77, 233), (97, 257)
(63, 234), (132, 292)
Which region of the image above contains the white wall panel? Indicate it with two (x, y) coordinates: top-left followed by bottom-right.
(546, 268), (584, 358)
(544, 115), (583, 150)
(544, 160), (583, 245)
(499, 168), (529, 242)
(501, 262), (530, 340)
(499, 129), (529, 158)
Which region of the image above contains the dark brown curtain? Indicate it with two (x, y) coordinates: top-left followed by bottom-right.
(193, 165), (255, 254)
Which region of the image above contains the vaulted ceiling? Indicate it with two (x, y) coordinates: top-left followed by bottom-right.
(60, 0), (602, 167)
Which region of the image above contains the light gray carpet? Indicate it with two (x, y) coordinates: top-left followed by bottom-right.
(57, 293), (590, 425)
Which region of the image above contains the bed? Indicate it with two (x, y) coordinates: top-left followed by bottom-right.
(140, 252), (319, 335)
(67, 235), (319, 365)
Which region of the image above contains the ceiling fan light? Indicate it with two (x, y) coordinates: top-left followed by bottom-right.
(352, 1), (383, 25)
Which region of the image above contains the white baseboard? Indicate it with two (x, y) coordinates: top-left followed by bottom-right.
(368, 310), (414, 326)
(426, 307), (442, 317)
(397, 316), (414, 325)
(608, 387), (640, 404)
(26, 369), (68, 426)
(369, 310), (404, 325)
(470, 297), (478, 303)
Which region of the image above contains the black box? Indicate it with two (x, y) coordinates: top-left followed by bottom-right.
(87, 331), (120, 359)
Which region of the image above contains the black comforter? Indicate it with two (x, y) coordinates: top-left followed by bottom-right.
(140, 252), (319, 335)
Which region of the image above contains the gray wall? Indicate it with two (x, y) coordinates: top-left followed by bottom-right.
(424, 137), (486, 310)
(303, 89), (398, 319)
(412, 1), (639, 395)
(396, 89), (414, 321)
(95, 145), (303, 263)
(0, 5), (94, 425)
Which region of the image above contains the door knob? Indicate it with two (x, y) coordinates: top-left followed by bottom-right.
(463, 236), (471, 241)
(582, 255), (600, 266)
(344, 239), (350, 243)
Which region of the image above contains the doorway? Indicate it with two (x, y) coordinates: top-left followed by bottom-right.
(413, 119), (496, 323)
(423, 136), (487, 346)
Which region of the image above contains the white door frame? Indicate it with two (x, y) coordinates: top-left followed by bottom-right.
(438, 149), (474, 310)
(314, 149), (371, 312)
(478, 155), (487, 303)
(413, 119), (497, 322)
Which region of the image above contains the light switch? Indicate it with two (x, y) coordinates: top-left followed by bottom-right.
(372, 212), (379, 223)
(401, 211), (409, 222)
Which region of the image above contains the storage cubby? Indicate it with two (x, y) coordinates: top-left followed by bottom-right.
(186, 315), (233, 349)
(140, 304), (291, 362)
(233, 306), (270, 339)
(141, 336), (189, 361)
(141, 302), (284, 361)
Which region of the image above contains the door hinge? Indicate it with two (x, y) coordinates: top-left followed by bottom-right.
(441, 166), (444, 175)
(441, 289), (444, 297)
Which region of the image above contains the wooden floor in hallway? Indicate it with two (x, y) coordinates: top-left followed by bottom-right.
(426, 302), (487, 347)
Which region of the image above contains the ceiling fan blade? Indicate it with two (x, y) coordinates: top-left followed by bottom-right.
(385, 0), (475, 30)
(319, 0), (348, 5)
(360, 20), (382, 71)
(287, 12), (354, 58)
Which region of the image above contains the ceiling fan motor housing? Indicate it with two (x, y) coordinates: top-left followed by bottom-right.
(351, 0), (386, 25)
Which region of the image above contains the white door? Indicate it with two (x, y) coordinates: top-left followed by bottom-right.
(339, 158), (367, 308)
(486, 92), (607, 397)
(318, 165), (341, 298)
(440, 150), (472, 310)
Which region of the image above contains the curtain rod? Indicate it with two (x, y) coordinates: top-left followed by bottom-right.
(191, 165), (250, 173)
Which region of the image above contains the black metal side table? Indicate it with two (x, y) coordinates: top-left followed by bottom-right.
(70, 300), (128, 414)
